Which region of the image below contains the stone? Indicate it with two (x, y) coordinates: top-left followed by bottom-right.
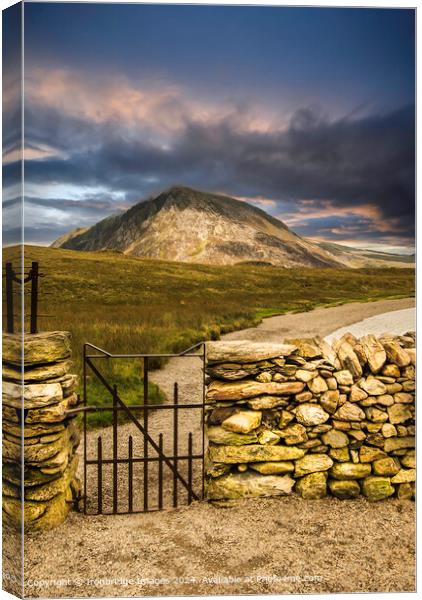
(209, 444), (304, 464)
(330, 462), (371, 480)
(208, 407), (237, 425)
(384, 436), (415, 452)
(337, 341), (363, 379)
(359, 445), (387, 463)
(329, 447), (350, 462)
(221, 410), (262, 434)
(364, 407), (388, 423)
(278, 410), (295, 428)
(402, 365), (415, 380)
(387, 404), (413, 425)
(250, 461), (294, 475)
(295, 391), (313, 403)
(359, 377), (387, 396)
(321, 429), (349, 448)
(308, 376), (328, 394)
(382, 341), (411, 367)
(295, 369), (318, 383)
(3, 360), (74, 383)
(319, 390), (339, 414)
(206, 472), (295, 500)
(3, 381), (63, 410)
(295, 404), (330, 426)
(257, 430), (281, 445)
(382, 423), (397, 438)
(206, 462), (231, 478)
(386, 383), (403, 394)
(405, 348), (416, 366)
(334, 370), (353, 386)
(349, 385), (368, 402)
(332, 420), (351, 431)
(295, 472), (327, 499)
(207, 426), (258, 445)
(316, 338), (341, 369)
(207, 380), (304, 401)
(237, 464), (248, 472)
(278, 423), (308, 445)
(391, 469), (416, 484)
(397, 483), (415, 500)
(400, 450), (415, 469)
(333, 402), (365, 422)
(401, 380), (415, 392)
(373, 457), (401, 476)
(4, 488), (75, 531)
(285, 338), (321, 358)
(328, 479), (360, 499)
(24, 457), (78, 501)
(326, 377), (338, 390)
(362, 476), (395, 501)
(207, 363), (260, 381)
(247, 396), (288, 410)
(255, 371), (272, 383)
(365, 433), (385, 448)
(206, 341), (297, 364)
(294, 454), (333, 477)
(360, 335), (387, 374)
(382, 364), (401, 378)
(3, 331), (72, 367)
(393, 392), (413, 404)
(347, 430), (366, 442)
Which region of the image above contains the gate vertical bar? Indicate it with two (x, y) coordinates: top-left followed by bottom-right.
(29, 261), (38, 334)
(158, 433), (164, 510)
(128, 435), (133, 513)
(83, 344), (87, 514)
(187, 432), (193, 505)
(5, 262), (14, 333)
(112, 384), (118, 514)
(173, 382), (179, 507)
(143, 357), (149, 511)
(97, 436), (103, 514)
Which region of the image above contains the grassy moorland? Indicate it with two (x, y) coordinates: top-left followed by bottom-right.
(3, 245), (415, 426)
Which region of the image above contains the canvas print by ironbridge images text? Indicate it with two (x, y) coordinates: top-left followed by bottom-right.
(1, 1), (416, 598)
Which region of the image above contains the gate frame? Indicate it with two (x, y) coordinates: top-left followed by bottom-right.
(81, 341), (207, 515)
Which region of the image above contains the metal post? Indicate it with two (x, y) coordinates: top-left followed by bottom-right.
(97, 436), (103, 514)
(188, 432), (193, 505)
(112, 384), (118, 514)
(128, 435), (133, 513)
(173, 381), (179, 508)
(158, 433), (164, 510)
(143, 357), (149, 511)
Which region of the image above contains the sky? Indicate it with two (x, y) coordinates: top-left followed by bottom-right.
(2, 2), (416, 252)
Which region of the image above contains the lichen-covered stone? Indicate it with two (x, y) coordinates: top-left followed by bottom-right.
(321, 429), (348, 448)
(296, 472), (327, 499)
(391, 468), (416, 484)
(360, 377), (387, 396)
(308, 376), (328, 394)
(207, 379), (304, 401)
(384, 436), (415, 453)
(3, 331), (72, 367)
(333, 402), (365, 422)
(209, 444), (304, 464)
(207, 426), (258, 445)
(329, 447), (350, 462)
(360, 335), (387, 374)
(294, 454), (333, 477)
(247, 396), (287, 410)
(330, 462), (371, 480)
(334, 370), (353, 386)
(206, 341), (297, 364)
(387, 404), (413, 425)
(257, 430), (280, 445)
(295, 404), (330, 426)
(221, 410), (262, 434)
(250, 461), (294, 475)
(3, 381), (63, 410)
(337, 341), (363, 379)
(206, 472), (295, 500)
(319, 390), (339, 414)
(278, 423), (308, 445)
(361, 476), (394, 501)
(373, 457), (401, 476)
(328, 479), (360, 499)
(359, 445), (387, 463)
(382, 341), (411, 367)
(400, 450), (415, 469)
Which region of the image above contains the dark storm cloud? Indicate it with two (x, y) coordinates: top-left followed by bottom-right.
(22, 101), (415, 244)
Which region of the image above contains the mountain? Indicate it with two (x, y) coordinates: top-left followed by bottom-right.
(52, 186), (342, 268)
(314, 241), (415, 269)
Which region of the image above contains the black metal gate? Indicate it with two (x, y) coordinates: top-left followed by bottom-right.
(80, 342), (206, 515)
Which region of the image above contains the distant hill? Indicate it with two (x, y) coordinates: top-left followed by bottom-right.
(52, 186), (341, 268)
(314, 240), (415, 269)
(52, 185), (414, 269)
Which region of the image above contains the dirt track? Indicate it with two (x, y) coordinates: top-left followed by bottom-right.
(21, 297), (416, 597)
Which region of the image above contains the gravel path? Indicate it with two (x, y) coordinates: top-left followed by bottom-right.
(23, 297), (416, 597)
(325, 307), (415, 343)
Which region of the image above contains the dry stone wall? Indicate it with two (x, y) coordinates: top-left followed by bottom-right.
(2, 331), (81, 530)
(205, 333), (415, 502)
